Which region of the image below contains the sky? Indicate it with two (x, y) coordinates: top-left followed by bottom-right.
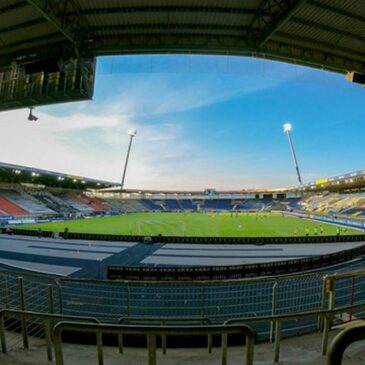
(0, 55), (364, 190)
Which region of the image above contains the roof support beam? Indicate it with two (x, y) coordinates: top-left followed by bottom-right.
(290, 17), (365, 44)
(91, 23), (250, 34)
(0, 1), (28, 14)
(0, 19), (46, 36)
(70, 6), (261, 17)
(307, 0), (365, 24)
(26, 0), (78, 46)
(249, 0), (308, 48)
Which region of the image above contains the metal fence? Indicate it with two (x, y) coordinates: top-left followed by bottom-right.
(2, 304), (365, 365)
(1, 268), (365, 339)
(1, 269), (365, 364)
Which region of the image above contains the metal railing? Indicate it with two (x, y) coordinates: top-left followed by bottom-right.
(1, 268), (365, 364)
(117, 316), (213, 354)
(225, 301), (365, 363)
(1, 303), (365, 364)
(327, 324), (365, 365)
(53, 321), (255, 365)
(0, 309), (99, 361)
(2, 266), (365, 338)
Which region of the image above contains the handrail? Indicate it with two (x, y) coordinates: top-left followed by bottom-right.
(118, 316), (212, 324)
(1, 303), (365, 364)
(224, 301), (365, 325)
(225, 301), (365, 363)
(53, 321), (255, 365)
(326, 268), (365, 280)
(0, 309), (99, 361)
(0, 308), (100, 323)
(117, 316), (213, 354)
(327, 324), (365, 365)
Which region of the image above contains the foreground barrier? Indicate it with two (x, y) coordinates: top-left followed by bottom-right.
(53, 321), (255, 365)
(6, 227), (365, 245)
(327, 324), (365, 365)
(117, 317), (213, 354)
(3, 267), (365, 339)
(2, 303), (365, 364)
(225, 301), (365, 363)
(0, 309), (99, 361)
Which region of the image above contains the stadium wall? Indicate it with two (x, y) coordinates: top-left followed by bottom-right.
(284, 211), (365, 230)
(5, 227), (365, 244)
(107, 243), (365, 280)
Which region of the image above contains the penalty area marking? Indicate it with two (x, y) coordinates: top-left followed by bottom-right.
(136, 220), (186, 236)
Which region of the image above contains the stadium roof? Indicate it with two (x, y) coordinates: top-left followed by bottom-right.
(1, 0), (365, 75)
(0, 161), (117, 190)
(1, 161), (365, 194)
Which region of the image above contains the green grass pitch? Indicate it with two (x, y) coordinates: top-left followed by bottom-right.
(18, 212), (361, 237)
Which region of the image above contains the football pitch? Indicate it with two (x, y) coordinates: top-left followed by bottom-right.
(19, 212), (361, 237)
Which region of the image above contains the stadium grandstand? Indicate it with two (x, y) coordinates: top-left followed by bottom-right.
(1, 162), (365, 363)
(1, 1), (365, 364)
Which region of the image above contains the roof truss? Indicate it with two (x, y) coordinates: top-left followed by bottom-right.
(249, 0), (308, 47)
(25, 0), (86, 47)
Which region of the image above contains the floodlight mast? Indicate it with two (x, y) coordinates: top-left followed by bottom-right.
(283, 123), (303, 185)
(121, 129), (137, 191)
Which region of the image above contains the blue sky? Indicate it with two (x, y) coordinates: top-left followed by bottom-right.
(0, 55), (363, 190)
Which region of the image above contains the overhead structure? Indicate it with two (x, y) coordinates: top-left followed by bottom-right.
(283, 123), (303, 186)
(0, 161), (117, 189)
(121, 129), (137, 191)
(0, 0), (365, 110)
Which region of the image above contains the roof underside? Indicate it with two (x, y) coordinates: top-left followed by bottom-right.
(0, 0), (365, 74)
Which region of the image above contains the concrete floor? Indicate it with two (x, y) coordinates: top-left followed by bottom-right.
(1, 329), (364, 365)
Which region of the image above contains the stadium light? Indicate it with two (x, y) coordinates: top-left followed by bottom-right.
(128, 129), (137, 137)
(28, 107), (38, 121)
(283, 123), (303, 185)
(283, 123), (292, 133)
(121, 129), (137, 191)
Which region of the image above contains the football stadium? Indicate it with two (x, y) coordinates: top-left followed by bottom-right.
(1, 1), (365, 365)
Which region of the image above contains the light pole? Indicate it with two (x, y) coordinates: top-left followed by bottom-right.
(121, 129), (137, 191)
(283, 123), (303, 185)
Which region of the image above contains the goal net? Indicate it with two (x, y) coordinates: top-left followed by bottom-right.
(136, 219), (186, 236)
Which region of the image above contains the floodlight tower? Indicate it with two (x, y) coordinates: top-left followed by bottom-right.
(283, 123), (303, 185)
(121, 129), (137, 191)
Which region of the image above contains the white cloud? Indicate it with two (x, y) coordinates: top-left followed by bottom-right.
(0, 71), (287, 190)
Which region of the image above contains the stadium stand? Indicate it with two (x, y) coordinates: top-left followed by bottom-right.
(164, 199), (182, 211)
(0, 189), (54, 215)
(48, 192), (94, 213)
(202, 198), (232, 211)
(67, 193), (110, 212)
(28, 190), (78, 214)
(300, 193), (365, 217)
(82, 195), (110, 212)
(140, 199), (164, 211)
(104, 198), (148, 213)
(0, 194), (28, 215)
(3, 181), (365, 220)
(179, 199), (195, 210)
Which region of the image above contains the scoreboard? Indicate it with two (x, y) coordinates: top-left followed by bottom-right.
(205, 188), (217, 196)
